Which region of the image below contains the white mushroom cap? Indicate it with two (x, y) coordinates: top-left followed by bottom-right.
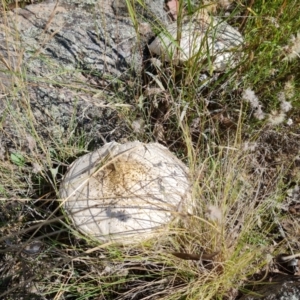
(60, 141), (192, 244)
(148, 13), (244, 71)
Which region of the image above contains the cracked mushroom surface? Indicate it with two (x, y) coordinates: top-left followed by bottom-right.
(148, 11), (244, 71)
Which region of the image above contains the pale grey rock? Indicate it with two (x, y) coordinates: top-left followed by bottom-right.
(112, 0), (169, 24)
(239, 275), (300, 300)
(0, 0), (167, 156)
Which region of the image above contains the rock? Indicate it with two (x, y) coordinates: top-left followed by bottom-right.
(0, 0), (167, 162)
(239, 274), (300, 300)
(148, 10), (244, 72)
(112, 0), (169, 24)
(60, 141), (192, 243)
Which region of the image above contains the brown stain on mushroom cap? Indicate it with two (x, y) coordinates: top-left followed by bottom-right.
(97, 158), (151, 197)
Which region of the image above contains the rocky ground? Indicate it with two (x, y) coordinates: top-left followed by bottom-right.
(1, 0), (300, 299)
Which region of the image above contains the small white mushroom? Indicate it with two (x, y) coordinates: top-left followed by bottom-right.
(60, 141), (192, 244)
(148, 11), (244, 72)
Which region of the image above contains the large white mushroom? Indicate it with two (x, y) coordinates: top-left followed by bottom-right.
(60, 141), (192, 244)
(148, 10), (244, 72)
